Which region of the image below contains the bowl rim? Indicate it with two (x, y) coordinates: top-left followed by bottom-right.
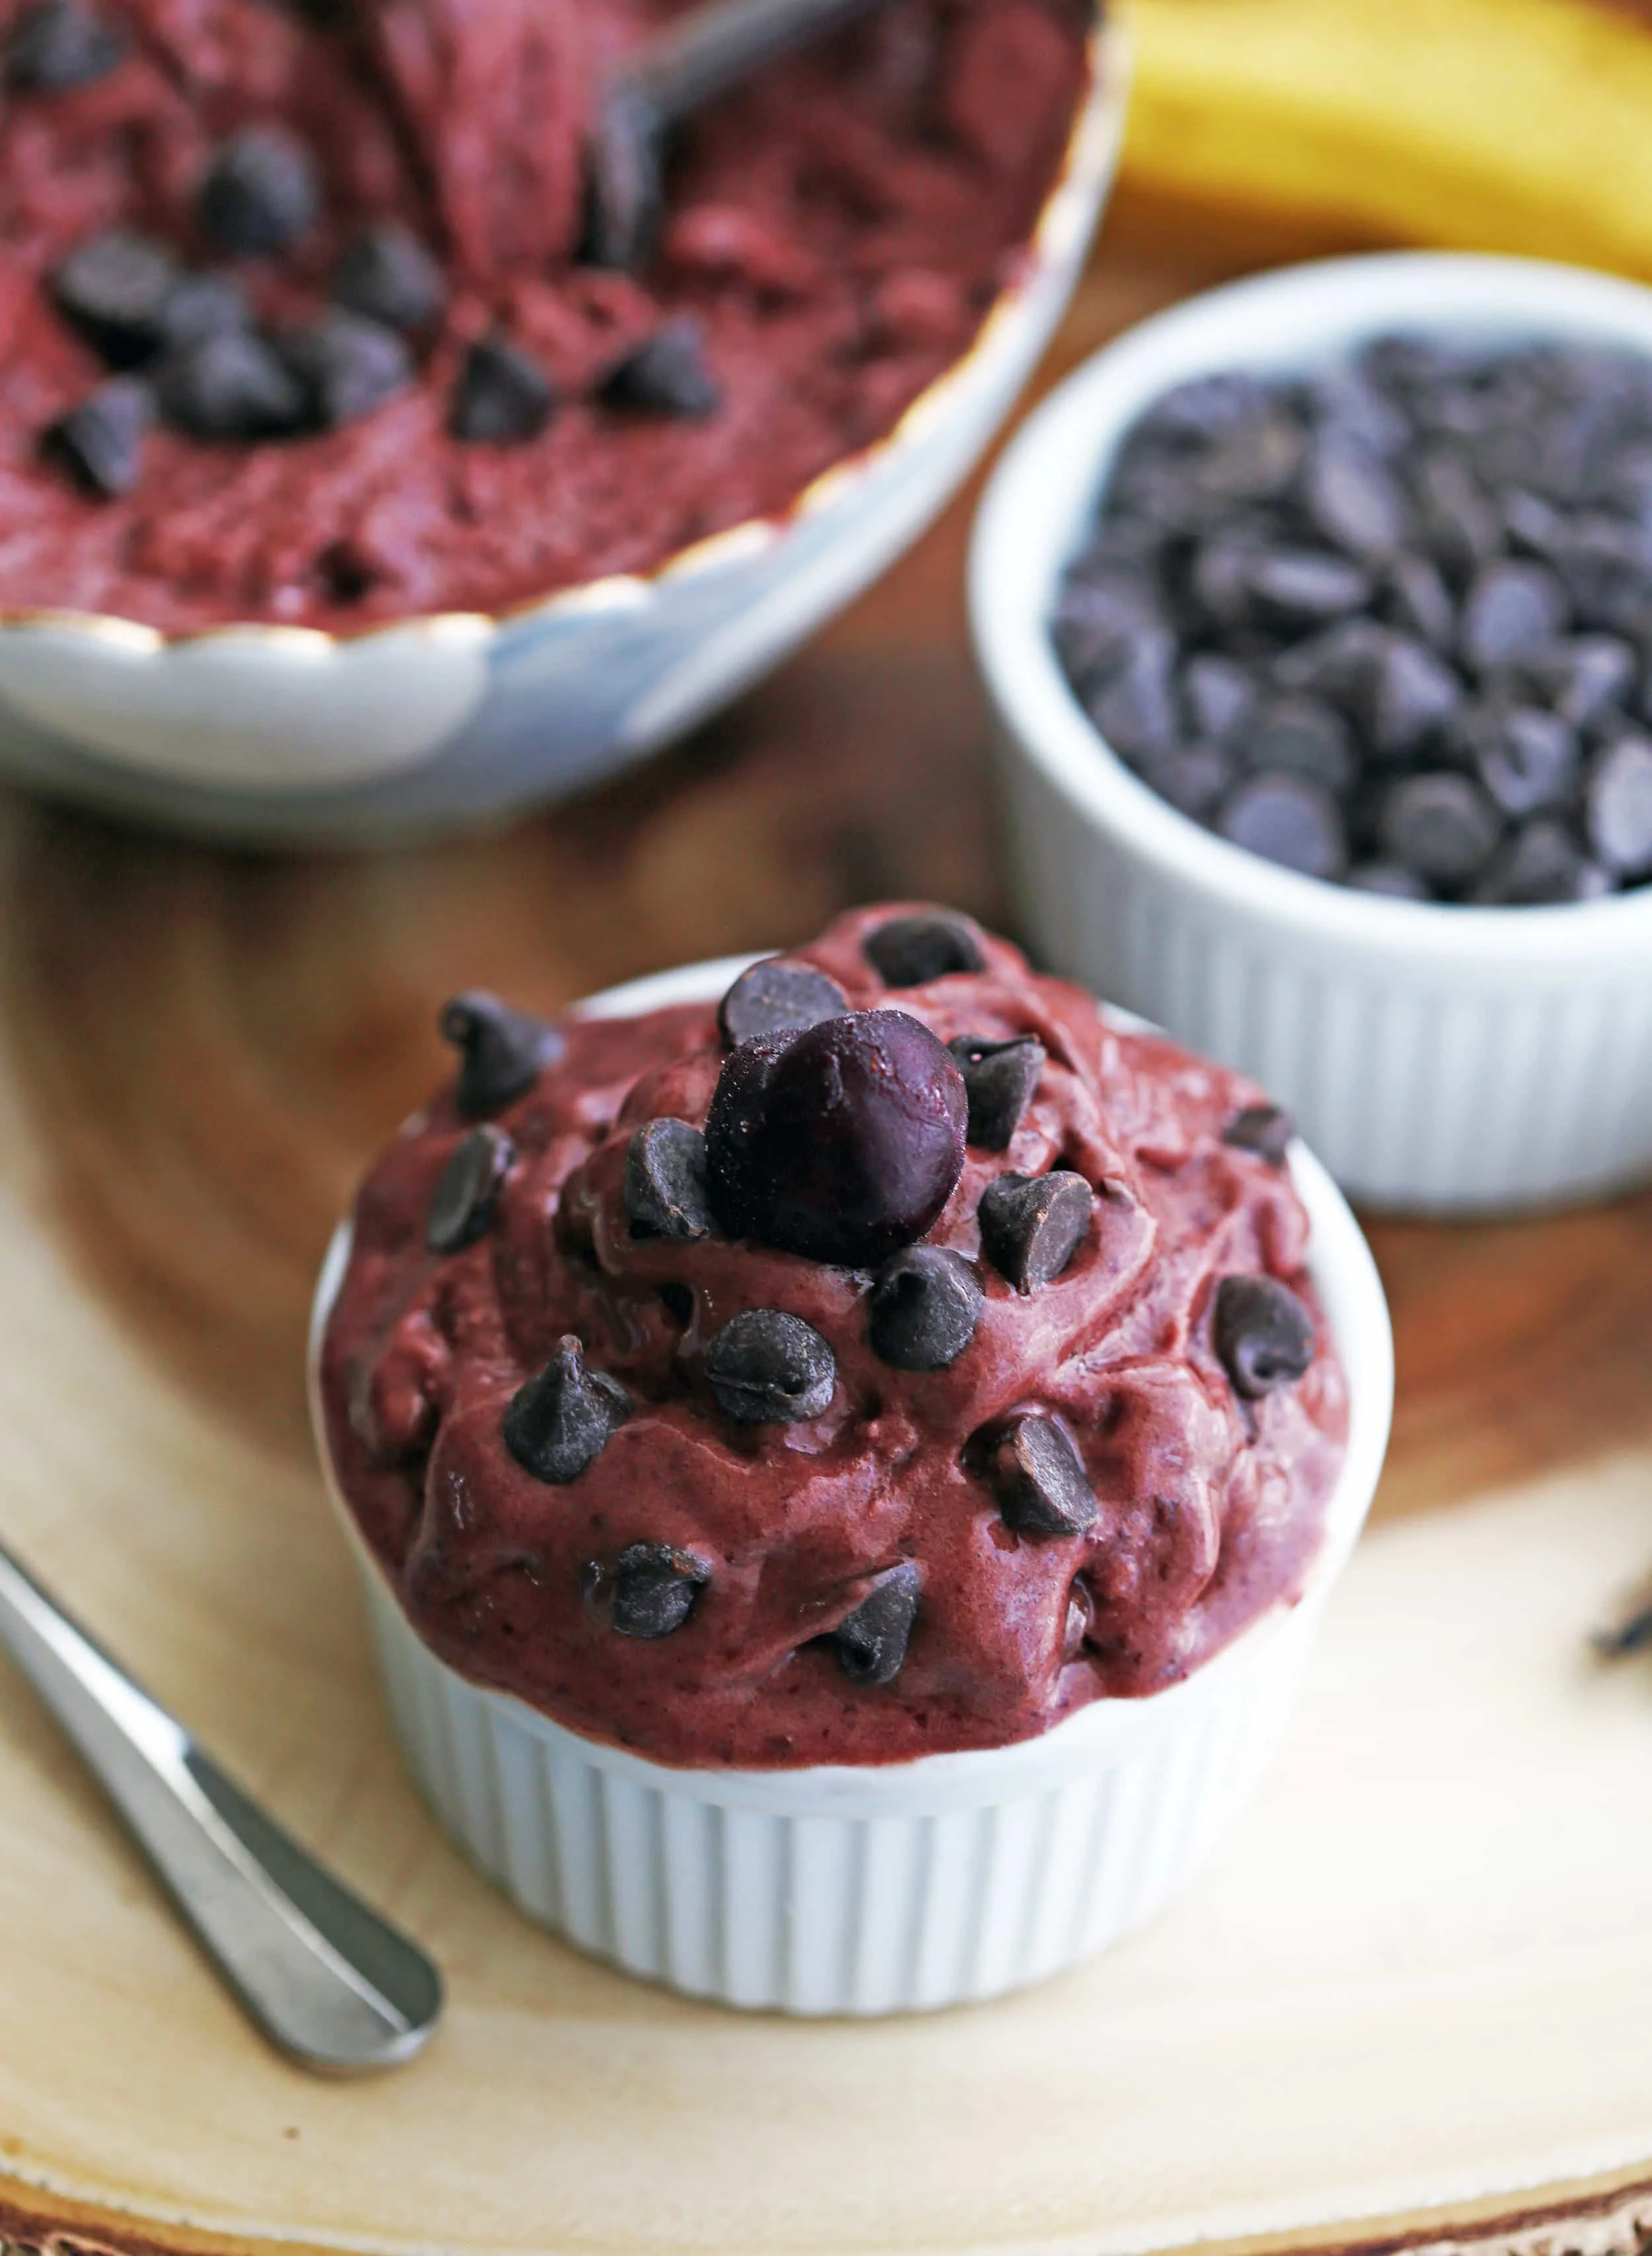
(308, 948), (1394, 1797)
(0, 16), (1120, 659)
(970, 248), (1652, 968)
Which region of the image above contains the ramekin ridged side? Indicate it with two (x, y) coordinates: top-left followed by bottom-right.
(309, 962), (1392, 2017)
(971, 254), (1652, 1215)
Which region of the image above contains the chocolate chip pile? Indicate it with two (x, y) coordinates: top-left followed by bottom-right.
(1053, 334), (1652, 903)
(14, 0), (720, 501)
(321, 906), (1348, 1766)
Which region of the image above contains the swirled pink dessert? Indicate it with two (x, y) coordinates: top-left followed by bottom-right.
(319, 905), (1348, 1769)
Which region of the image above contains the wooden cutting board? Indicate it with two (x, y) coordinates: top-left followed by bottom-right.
(0, 221), (1650, 2256)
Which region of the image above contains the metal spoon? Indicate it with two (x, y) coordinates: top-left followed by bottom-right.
(585, 0), (891, 269)
(0, 1537), (442, 2074)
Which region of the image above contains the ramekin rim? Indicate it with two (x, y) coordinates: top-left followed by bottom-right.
(969, 248), (1652, 967)
(0, 19), (1120, 661)
(308, 947), (1393, 1797)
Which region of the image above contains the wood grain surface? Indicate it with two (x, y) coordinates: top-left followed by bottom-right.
(0, 192), (1649, 2255)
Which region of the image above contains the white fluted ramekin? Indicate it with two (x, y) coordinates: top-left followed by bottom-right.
(973, 253), (1652, 1215)
(309, 956), (1392, 2016)
(0, 30), (1123, 847)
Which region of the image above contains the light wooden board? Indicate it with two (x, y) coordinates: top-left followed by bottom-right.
(0, 831), (1650, 2256)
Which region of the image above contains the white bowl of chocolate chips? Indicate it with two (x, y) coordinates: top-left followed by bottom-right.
(975, 252), (1652, 1214)
(0, 0), (1123, 843)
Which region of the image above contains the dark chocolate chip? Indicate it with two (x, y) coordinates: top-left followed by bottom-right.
(705, 1308), (835, 1423)
(977, 1170), (1091, 1293)
(717, 958), (848, 1049)
(1384, 552), (1458, 652)
(450, 334), (556, 445)
(439, 991), (564, 1119)
(601, 318), (722, 419)
(1213, 1275), (1316, 1398)
(1377, 771), (1503, 889)
(1461, 703), (1580, 817)
(863, 912), (985, 985)
(426, 1125), (513, 1253)
(157, 272), (252, 355)
(155, 328), (305, 440)
(1247, 548), (1372, 628)
(1546, 515), (1652, 634)
(1223, 1102), (1294, 1166)
(504, 1336), (630, 1484)
(1520, 636), (1638, 732)
(197, 126), (320, 257)
(624, 1118), (713, 1240)
(868, 1246), (983, 1371)
(43, 376), (150, 499)
(946, 1033), (1045, 1150)
(833, 1561), (920, 1686)
(1180, 654), (1257, 745)
(1413, 449), (1501, 584)
(1586, 736), (1652, 876)
(987, 1413), (1099, 1538)
(589, 1542), (707, 1639)
(1194, 411), (1306, 505)
(1298, 435), (1409, 560)
(1086, 632), (1180, 761)
(332, 221), (446, 334)
(1272, 617), (1392, 704)
(705, 1012), (966, 1265)
(1472, 819), (1612, 906)
(1217, 773), (1349, 882)
(5, 0), (125, 88)
(1309, 366), (1410, 457)
(1053, 570), (1162, 689)
(1459, 560), (1569, 673)
(1354, 636), (1464, 759)
(1138, 372), (1267, 443)
(1138, 743), (1232, 820)
(1235, 694), (1356, 792)
(280, 311), (411, 431)
(581, 81), (663, 272)
(51, 229), (179, 367)
(1347, 859), (1430, 899)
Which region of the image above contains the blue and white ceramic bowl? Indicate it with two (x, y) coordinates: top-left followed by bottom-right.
(0, 24), (1123, 845)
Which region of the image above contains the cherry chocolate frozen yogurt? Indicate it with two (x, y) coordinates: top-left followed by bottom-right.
(319, 907), (1349, 1772)
(0, 0), (1088, 631)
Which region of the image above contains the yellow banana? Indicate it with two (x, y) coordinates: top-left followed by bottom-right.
(1125, 0), (1652, 275)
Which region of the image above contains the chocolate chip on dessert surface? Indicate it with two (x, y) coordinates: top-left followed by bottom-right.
(439, 991), (564, 1119)
(426, 1125), (513, 1254)
(1223, 1102), (1294, 1166)
(44, 377), (150, 499)
(624, 1118), (714, 1241)
(157, 272), (252, 356)
(946, 1033), (1045, 1151)
(704, 1308), (835, 1423)
(52, 229), (179, 367)
(197, 125), (320, 257)
(280, 311), (412, 431)
(868, 1246), (983, 1370)
(833, 1561), (920, 1686)
(155, 328), (305, 440)
(332, 221), (446, 334)
(583, 1541), (708, 1639)
(987, 1413), (1100, 1538)
(977, 1170), (1092, 1293)
(717, 958), (848, 1049)
(1217, 773), (1349, 882)
(704, 1010), (966, 1267)
(862, 911), (986, 986)
(1586, 736), (1652, 876)
(6, 0), (126, 89)
(504, 1336), (630, 1484)
(1376, 771), (1502, 889)
(449, 334), (557, 445)
(1213, 1275), (1316, 1399)
(601, 319), (722, 419)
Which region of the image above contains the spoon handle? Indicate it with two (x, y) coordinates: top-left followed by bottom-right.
(633, 0), (886, 122)
(0, 1539), (442, 2074)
